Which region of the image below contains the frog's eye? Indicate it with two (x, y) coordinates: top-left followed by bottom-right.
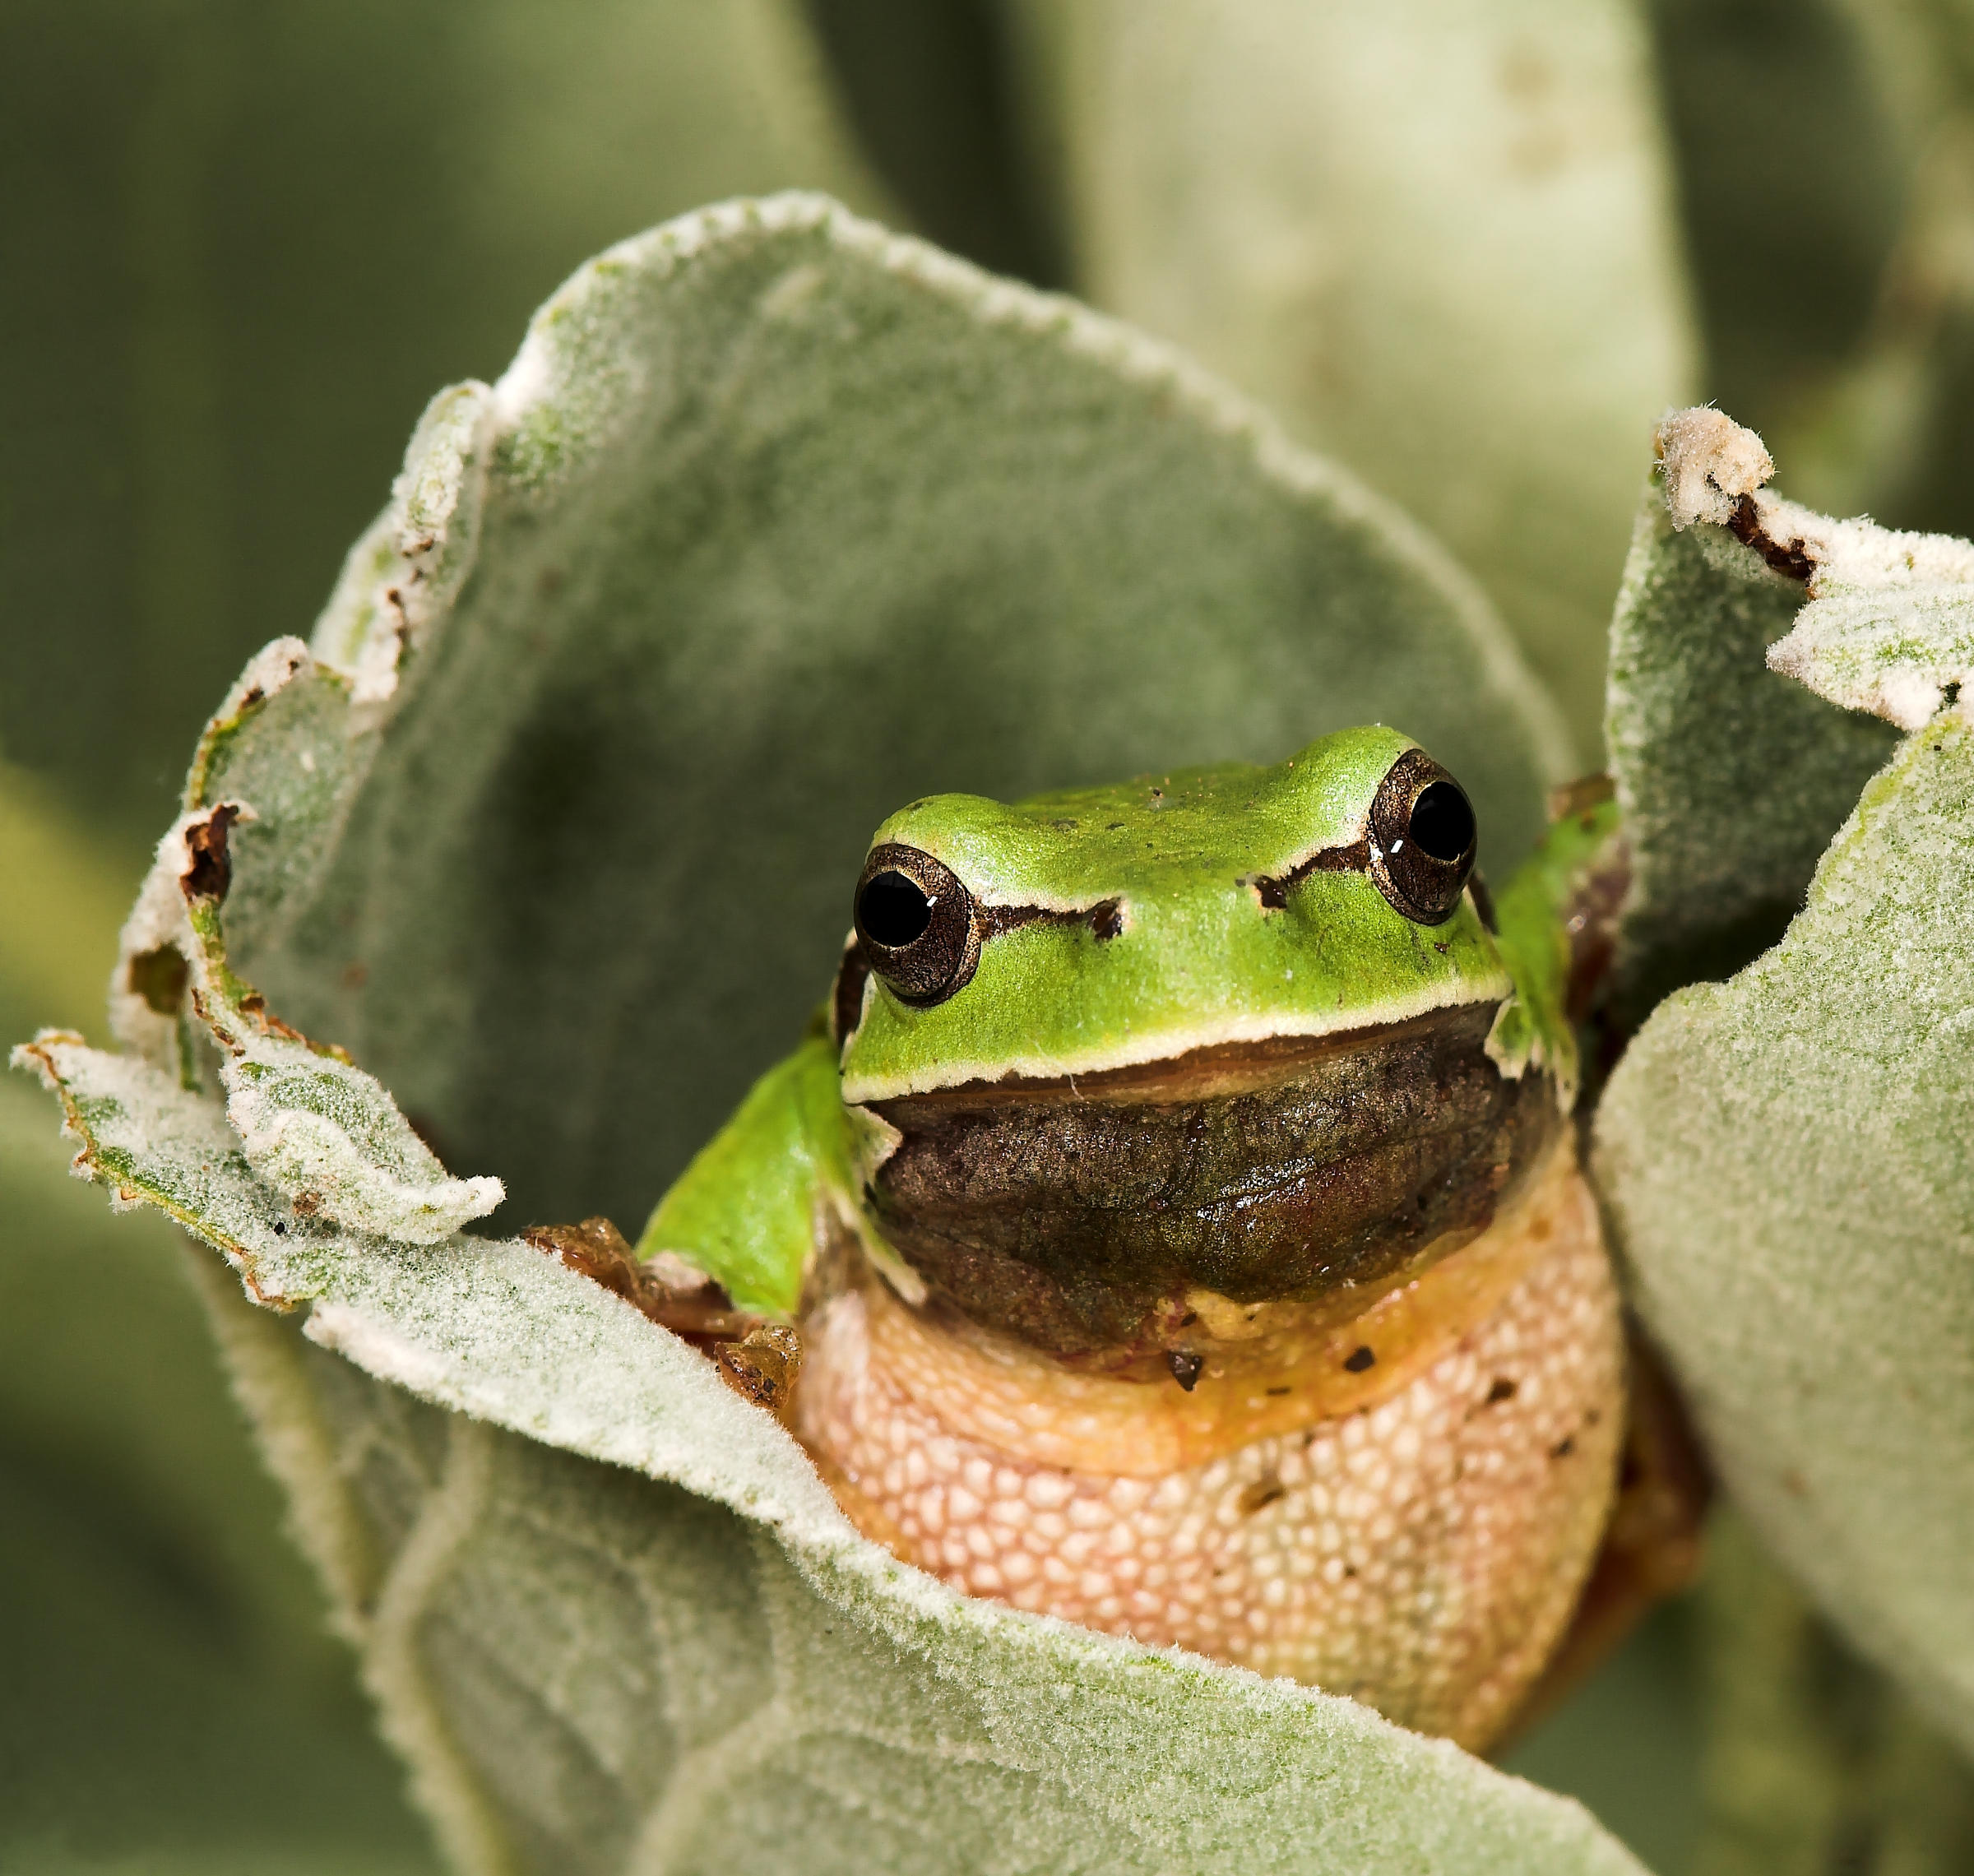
(854, 843), (982, 1006)
(1368, 751), (1478, 924)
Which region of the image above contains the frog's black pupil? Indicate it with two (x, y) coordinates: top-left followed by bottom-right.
(1408, 782), (1475, 862)
(860, 871), (934, 947)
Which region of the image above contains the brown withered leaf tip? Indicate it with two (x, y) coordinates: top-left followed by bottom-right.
(523, 1216), (803, 1411)
(715, 1323), (804, 1411)
(1727, 491), (1816, 582)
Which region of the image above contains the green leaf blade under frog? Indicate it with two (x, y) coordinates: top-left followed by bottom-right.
(17, 1031), (1646, 1876)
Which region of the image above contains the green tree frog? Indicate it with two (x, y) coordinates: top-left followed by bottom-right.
(621, 725), (1631, 1753)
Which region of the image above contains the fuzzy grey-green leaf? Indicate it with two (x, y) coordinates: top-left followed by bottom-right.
(100, 644), (505, 1246)
(21, 1034), (1643, 1875)
(1601, 419), (1974, 1749)
(1603, 484), (1897, 1012)
(12, 195), (1632, 1872)
(1596, 706), (1974, 1754)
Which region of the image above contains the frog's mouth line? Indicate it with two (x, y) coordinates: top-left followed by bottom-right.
(853, 1004), (1557, 1360)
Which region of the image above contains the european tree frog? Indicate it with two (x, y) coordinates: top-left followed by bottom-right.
(623, 725), (1629, 1752)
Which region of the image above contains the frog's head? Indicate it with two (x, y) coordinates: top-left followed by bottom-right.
(836, 725), (1504, 1093)
(832, 725), (1557, 1360)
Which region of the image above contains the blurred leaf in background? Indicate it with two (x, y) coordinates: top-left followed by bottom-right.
(807, 0), (1974, 755)
(994, 0), (1698, 760)
(1649, 0), (1974, 532)
(1, 0), (892, 858)
(1688, 1513), (1974, 1876)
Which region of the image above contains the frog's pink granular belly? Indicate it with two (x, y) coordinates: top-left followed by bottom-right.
(797, 1173), (1623, 1750)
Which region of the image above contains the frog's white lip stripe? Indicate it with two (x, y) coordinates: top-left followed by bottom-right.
(839, 971), (1513, 1105)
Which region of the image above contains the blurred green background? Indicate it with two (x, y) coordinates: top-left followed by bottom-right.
(7, 3), (1974, 1869)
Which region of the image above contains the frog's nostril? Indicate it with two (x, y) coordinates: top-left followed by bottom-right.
(858, 871), (933, 947)
(1409, 782), (1476, 864)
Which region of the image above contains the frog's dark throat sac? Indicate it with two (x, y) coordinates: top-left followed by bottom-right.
(850, 1003), (1556, 1362)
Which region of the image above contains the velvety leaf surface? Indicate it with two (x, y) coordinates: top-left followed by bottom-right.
(1008, 0), (1694, 753)
(11, 197), (1635, 1873)
(209, 192), (1563, 1235)
(0, 1071), (438, 1875)
(19, 1035), (1643, 1876)
(1603, 489), (1897, 1014)
(1596, 428), (1974, 1745)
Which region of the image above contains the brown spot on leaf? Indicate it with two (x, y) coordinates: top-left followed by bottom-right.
(233, 986), (321, 1050)
(1343, 1345), (1376, 1373)
(1485, 1376), (1518, 1405)
(524, 1216), (801, 1415)
(290, 1191), (322, 1218)
(127, 947), (189, 1016)
(1727, 493), (1816, 581)
(182, 805), (239, 902)
(526, 1216), (742, 1334)
(716, 1322), (804, 1412)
